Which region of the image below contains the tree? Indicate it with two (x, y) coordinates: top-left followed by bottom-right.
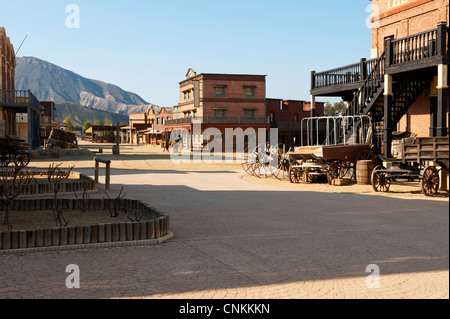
(120, 122), (129, 127)
(324, 101), (348, 117)
(83, 120), (92, 131)
(104, 118), (113, 126)
(94, 120), (102, 126)
(64, 117), (74, 132)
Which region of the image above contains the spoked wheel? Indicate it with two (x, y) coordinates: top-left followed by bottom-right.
(0, 151), (11, 167)
(371, 165), (391, 192)
(273, 145), (294, 180)
(13, 152), (31, 168)
(289, 164), (303, 184)
(327, 161), (349, 185)
(356, 149), (377, 166)
(327, 161), (340, 185)
(241, 146), (258, 176)
(420, 166), (440, 197)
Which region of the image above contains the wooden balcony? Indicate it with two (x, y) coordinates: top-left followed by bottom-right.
(0, 89), (41, 113)
(311, 24), (448, 98)
(311, 58), (378, 98)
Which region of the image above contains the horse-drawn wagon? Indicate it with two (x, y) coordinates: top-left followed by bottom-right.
(288, 143), (376, 184)
(0, 136), (31, 168)
(371, 137), (449, 196)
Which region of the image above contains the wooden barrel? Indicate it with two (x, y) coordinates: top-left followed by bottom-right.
(356, 160), (375, 185)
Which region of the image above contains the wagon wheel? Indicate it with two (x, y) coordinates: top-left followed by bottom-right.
(289, 164), (303, 184)
(242, 145), (264, 177)
(13, 152), (31, 168)
(307, 173), (319, 184)
(327, 161), (341, 185)
(356, 149), (377, 166)
(0, 151), (11, 167)
(241, 146), (257, 176)
(371, 165), (391, 192)
(273, 145), (294, 180)
(420, 166), (440, 197)
(327, 161), (349, 184)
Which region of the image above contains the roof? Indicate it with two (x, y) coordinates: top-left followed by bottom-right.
(180, 72), (267, 85)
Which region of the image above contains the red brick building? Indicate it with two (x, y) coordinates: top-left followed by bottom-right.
(370, 0), (449, 139)
(310, 0), (448, 157)
(266, 99), (325, 147)
(166, 69), (270, 149)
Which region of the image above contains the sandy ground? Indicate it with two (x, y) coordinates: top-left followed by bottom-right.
(28, 141), (449, 201)
(1, 141), (448, 300)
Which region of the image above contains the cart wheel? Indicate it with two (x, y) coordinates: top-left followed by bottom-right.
(289, 166), (303, 184)
(371, 165), (391, 192)
(420, 166), (440, 197)
(13, 152), (31, 168)
(0, 152), (11, 167)
(327, 161), (340, 185)
(357, 149), (377, 166)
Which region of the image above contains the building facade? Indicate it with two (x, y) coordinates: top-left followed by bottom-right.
(370, 0), (449, 138)
(166, 69), (270, 150)
(267, 99), (325, 147)
(310, 0), (448, 158)
(0, 27), (41, 149)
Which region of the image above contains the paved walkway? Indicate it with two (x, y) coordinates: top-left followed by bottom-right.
(0, 165), (448, 299)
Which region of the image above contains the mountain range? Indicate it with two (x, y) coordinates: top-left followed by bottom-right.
(15, 56), (160, 126)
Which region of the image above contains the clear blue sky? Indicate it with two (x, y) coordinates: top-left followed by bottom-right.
(1, 0), (372, 107)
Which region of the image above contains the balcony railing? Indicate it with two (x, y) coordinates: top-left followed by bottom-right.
(166, 117), (269, 126)
(390, 28), (438, 65)
(312, 58), (377, 90)
(312, 24), (448, 92)
(0, 89), (41, 113)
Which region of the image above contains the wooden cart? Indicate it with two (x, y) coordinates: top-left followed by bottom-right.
(288, 143), (376, 184)
(371, 137), (449, 196)
(0, 136), (31, 168)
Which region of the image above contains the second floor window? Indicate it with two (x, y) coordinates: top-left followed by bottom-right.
(214, 109), (226, 118)
(214, 86), (226, 97)
(244, 109), (256, 119)
(244, 87), (255, 97)
(184, 91), (192, 101)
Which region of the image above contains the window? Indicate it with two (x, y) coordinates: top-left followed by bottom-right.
(183, 91), (192, 101)
(243, 87), (255, 97)
(214, 109), (226, 118)
(156, 118), (160, 125)
(214, 86), (226, 97)
(243, 109), (256, 119)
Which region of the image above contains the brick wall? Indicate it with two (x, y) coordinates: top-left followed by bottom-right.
(398, 93), (450, 136)
(201, 75), (266, 120)
(371, 0), (449, 57)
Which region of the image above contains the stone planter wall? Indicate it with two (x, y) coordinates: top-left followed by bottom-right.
(0, 198), (171, 252)
(0, 171), (97, 198)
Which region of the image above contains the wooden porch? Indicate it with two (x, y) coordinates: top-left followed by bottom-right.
(0, 89), (42, 150)
(309, 23), (449, 158)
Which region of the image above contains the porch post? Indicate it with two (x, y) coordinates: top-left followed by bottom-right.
(310, 95), (316, 145)
(310, 95), (316, 118)
(383, 74), (393, 157)
(27, 106), (33, 150)
(429, 76), (438, 137)
(436, 64), (448, 137)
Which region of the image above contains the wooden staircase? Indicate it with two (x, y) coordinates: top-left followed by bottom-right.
(339, 50), (428, 146)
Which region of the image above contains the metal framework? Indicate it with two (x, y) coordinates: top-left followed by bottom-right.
(301, 115), (372, 147)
